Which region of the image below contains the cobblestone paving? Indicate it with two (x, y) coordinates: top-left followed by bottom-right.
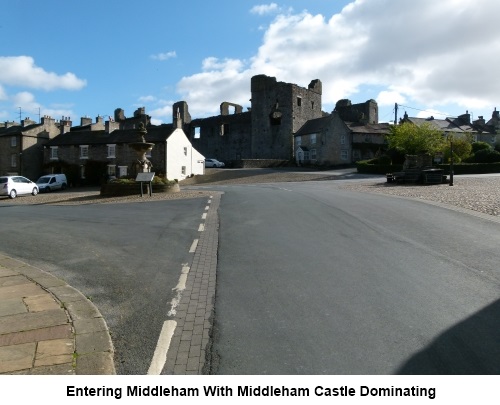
(340, 177), (500, 217)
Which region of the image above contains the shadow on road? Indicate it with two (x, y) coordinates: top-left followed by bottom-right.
(397, 299), (500, 374)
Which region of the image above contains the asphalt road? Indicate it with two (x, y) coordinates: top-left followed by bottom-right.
(1, 178), (499, 375)
(0, 197), (207, 375)
(207, 181), (500, 374)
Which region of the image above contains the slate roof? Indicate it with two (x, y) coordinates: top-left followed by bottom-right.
(294, 116), (332, 137)
(345, 122), (391, 134)
(403, 116), (474, 133)
(46, 124), (175, 146)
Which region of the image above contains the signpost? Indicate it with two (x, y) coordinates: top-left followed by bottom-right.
(135, 172), (155, 197)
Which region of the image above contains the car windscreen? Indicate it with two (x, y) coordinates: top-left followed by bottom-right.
(36, 177), (51, 183)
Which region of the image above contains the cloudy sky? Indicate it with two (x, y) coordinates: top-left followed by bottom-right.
(1, 0), (499, 126)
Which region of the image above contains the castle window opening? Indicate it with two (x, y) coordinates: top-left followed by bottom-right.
(194, 127), (201, 139)
(297, 97), (302, 107)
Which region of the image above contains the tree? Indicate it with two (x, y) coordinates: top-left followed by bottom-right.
(386, 122), (446, 155)
(444, 136), (473, 163)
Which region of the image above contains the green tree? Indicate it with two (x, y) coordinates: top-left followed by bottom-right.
(387, 122), (446, 155)
(444, 136), (473, 163)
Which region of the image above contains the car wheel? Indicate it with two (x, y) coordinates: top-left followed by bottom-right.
(9, 189), (17, 199)
(46, 187), (51, 192)
(61, 183), (67, 190)
(32, 188), (38, 196)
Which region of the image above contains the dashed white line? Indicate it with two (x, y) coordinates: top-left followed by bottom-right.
(202, 213), (207, 220)
(147, 320), (177, 375)
(198, 223), (205, 232)
(189, 239), (199, 253)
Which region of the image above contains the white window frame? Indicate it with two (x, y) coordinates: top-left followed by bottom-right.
(11, 154), (17, 168)
(50, 146), (58, 160)
(304, 151), (310, 161)
(107, 144), (116, 158)
(118, 166), (128, 178)
(341, 135), (346, 145)
(341, 150), (349, 160)
(107, 164), (116, 176)
(310, 134), (317, 144)
(11, 136), (16, 147)
(80, 145), (89, 159)
(311, 148), (317, 160)
(296, 137), (302, 147)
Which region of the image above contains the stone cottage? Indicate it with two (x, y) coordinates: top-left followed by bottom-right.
(43, 108), (204, 185)
(0, 116), (60, 180)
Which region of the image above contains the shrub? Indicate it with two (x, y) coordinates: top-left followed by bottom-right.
(471, 149), (500, 163)
(471, 141), (492, 154)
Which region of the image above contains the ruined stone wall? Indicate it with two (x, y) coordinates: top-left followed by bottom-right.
(250, 75), (323, 159)
(189, 112), (252, 162)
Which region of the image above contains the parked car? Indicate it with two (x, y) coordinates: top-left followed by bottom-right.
(205, 158), (225, 168)
(36, 174), (68, 192)
(0, 176), (39, 199)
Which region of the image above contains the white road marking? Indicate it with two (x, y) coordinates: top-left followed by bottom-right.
(189, 239), (199, 252)
(202, 213), (207, 220)
(208, 199), (212, 204)
(205, 206), (209, 210)
(147, 320), (177, 375)
(198, 223), (205, 232)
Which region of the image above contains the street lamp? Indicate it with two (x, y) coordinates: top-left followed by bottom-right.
(447, 134), (454, 186)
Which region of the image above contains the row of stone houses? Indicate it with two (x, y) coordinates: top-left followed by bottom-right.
(0, 108), (205, 184)
(2, 73), (499, 182)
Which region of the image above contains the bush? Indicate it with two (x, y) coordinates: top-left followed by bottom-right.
(471, 149), (500, 163)
(471, 141), (492, 154)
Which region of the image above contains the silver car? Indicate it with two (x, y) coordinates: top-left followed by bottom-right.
(0, 176), (39, 199)
(205, 158), (225, 168)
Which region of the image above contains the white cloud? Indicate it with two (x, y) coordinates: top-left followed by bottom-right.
(150, 51), (177, 61)
(377, 90), (406, 107)
(0, 85), (7, 101)
(171, 0), (500, 119)
(250, 3), (280, 15)
(0, 56), (86, 91)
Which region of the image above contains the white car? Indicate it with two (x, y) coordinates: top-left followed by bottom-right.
(205, 158), (225, 168)
(0, 176), (39, 199)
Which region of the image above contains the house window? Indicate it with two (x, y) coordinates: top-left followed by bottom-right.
(107, 165), (116, 176)
(310, 134), (317, 144)
(118, 166), (128, 177)
(296, 137), (302, 147)
(11, 136), (16, 147)
(50, 146), (58, 160)
(107, 144), (116, 158)
(11, 154), (17, 168)
(220, 123), (229, 136)
(184, 147), (188, 156)
(80, 145), (89, 159)
(341, 135), (346, 145)
(181, 166), (186, 175)
(80, 165), (85, 179)
(311, 149), (317, 160)
(341, 150), (349, 160)
(304, 151), (310, 161)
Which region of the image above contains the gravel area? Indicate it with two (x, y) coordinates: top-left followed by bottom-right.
(340, 177), (500, 217)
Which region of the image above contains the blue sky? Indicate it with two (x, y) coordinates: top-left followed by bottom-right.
(2, 0), (500, 126)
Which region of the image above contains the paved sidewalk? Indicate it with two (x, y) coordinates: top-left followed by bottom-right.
(0, 254), (115, 375)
